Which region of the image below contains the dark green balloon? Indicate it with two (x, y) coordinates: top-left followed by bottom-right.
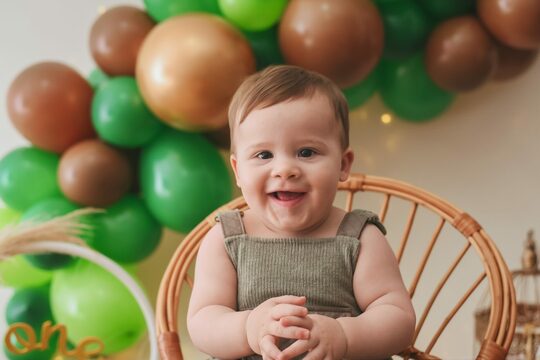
(92, 77), (165, 148)
(144, 0), (222, 22)
(21, 197), (92, 270)
(6, 285), (52, 327)
(375, 0), (431, 59)
(140, 130), (232, 232)
(0, 147), (60, 212)
(379, 54), (455, 122)
(87, 68), (109, 90)
(343, 68), (379, 110)
(4, 285), (57, 360)
(418, 0), (475, 20)
(93, 195), (162, 263)
(243, 26), (284, 70)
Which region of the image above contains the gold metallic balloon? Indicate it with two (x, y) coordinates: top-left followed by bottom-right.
(136, 14), (256, 131)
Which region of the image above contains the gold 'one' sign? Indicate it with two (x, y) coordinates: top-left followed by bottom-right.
(4, 321), (105, 359)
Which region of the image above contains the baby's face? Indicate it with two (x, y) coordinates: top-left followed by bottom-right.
(230, 94), (353, 236)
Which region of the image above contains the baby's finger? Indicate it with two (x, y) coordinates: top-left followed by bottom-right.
(279, 339), (315, 360)
(301, 347), (327, 360)
(270, 295), (307, 306)
(260, 335), (281, 360)
(280, 315), (314, 329)
(271, 303), (308, 319)
(268, 321), (310, 340)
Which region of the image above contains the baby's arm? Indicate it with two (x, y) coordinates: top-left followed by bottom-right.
(338, 224), (416, 358)
(187, 223), (310, 359)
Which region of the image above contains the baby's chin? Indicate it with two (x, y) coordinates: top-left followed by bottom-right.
(265, 212), (326, 237)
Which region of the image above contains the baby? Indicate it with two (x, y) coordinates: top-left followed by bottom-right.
(187, 65), (415, 360)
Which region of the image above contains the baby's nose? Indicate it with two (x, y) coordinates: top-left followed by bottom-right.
(271, 159), (300, 179)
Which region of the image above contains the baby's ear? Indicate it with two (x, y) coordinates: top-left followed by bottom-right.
(229, 154), (241, 187)
(339, 148), (354, 182)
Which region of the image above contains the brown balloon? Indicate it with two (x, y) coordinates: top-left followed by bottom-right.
(478, 0), (540, 49)
(7, 62), (95, 153)
(136, 14), (256, 131)
(58, 140), (132, 207)
(279, 0), (384, 88)
(90, 6), (155, 76)
(425, 16), (497, 92)
(493, 43), (538, 81)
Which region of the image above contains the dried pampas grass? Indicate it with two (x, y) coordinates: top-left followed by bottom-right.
(0, 208), (102, 260)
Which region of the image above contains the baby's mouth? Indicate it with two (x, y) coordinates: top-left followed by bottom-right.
(270, 191), (306, 201)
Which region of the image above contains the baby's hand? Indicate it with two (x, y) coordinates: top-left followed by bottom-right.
(246, 295), (311, 358)
(279, 314), (347, 360)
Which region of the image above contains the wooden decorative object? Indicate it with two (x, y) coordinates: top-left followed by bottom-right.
(477, 230), (539, 360)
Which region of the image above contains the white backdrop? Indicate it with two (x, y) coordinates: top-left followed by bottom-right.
(1, 1), (539, 359)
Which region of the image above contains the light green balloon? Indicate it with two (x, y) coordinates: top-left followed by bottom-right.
(219, 0), (288, 31)
(0, 256), (52, 288)
(50, 260), (146, 354)
(0, 207), (52, 288)
(0, 207), (20, 228)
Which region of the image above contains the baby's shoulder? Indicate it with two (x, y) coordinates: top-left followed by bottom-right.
(199, 221), (227, 253)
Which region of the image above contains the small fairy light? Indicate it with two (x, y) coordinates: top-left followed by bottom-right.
(380, 113), (392, 125)
(98, 5), (107, 15)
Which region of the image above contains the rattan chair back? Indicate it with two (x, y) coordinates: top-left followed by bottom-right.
(156, 173), (516, 360)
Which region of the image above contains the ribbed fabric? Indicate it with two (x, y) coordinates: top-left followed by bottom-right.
(217, 209), (386, 360)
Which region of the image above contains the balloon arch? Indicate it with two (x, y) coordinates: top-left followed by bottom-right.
(0, 0), (539, 358)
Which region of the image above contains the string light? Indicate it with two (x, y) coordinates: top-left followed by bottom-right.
(381, 113), (392, 124)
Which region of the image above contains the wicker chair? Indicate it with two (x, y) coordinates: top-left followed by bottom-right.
(156, 173), (516, 359)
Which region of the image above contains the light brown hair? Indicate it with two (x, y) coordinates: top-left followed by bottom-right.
(228, 65), (349, 152)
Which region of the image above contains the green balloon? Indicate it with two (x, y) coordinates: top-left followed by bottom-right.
(379, 54), (455, 122)
(219, 0), (287, 31)
(92, 77), (165, 148)
(93, 195), (162, 263)
(144, 0), (222, 22)
(243, 25), (284, 70)
(0, 147), (60, 212)
(418, 0), (475, 20)
(88, 68), (109, 90)
(21, 197), (93, 270)
(343, 68), (380, 110)
(50, 260), (146, 354)
(4, 285), (57, 360)
(6, 285), (53, 327)
(0, 207), (20, 228)
(375, 0), (431, 59)
(140, 130), (232, 232)
(0, 256), (52, 288)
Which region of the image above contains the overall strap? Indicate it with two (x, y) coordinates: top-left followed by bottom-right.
(216, 210), (246, 238)
(337, 209), (387, 239)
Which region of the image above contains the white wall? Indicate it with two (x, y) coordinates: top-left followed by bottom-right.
(1, 1), (538, 359)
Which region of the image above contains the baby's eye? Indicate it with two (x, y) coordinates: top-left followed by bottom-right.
(256, 151), (273, 160)
(298, 148), (316, 158)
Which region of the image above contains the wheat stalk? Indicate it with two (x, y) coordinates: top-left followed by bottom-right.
(0, 208), (103, 260)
